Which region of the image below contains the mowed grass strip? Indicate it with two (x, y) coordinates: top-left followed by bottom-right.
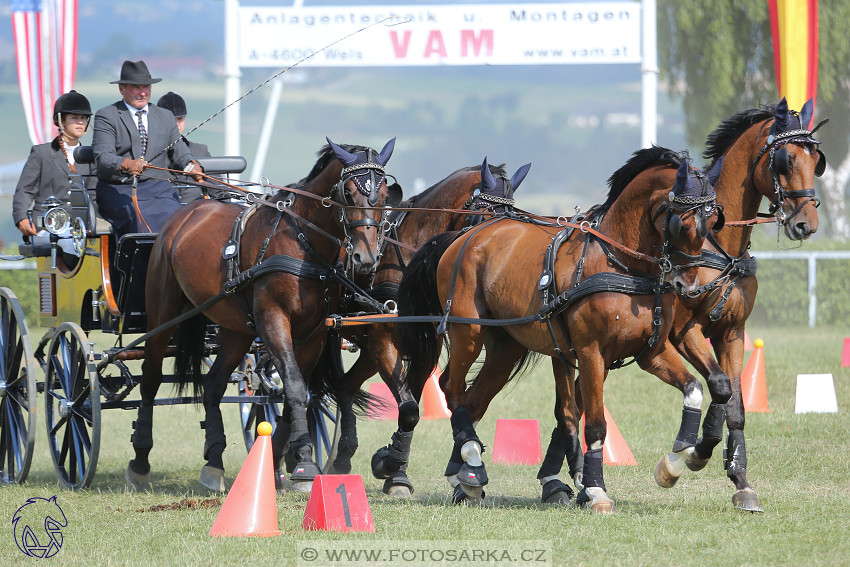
(1, 324), (848, 566)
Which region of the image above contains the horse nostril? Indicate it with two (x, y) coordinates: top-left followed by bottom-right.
(795, 222), (811, 237)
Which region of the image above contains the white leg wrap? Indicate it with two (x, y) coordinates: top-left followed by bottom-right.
(460, 440), (483, 467)
(684, 388), (703, 409)
(447, 474), (460, 488)
(539, 475), (559, 486)
(589, 440), (603, 450)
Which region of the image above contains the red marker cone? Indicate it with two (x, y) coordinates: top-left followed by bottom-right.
(368, 382), (398, 420)
(741, 338), (769, 412)
(209, 421), (281, 537)
(491, 419), (542, 465)
(841, 337), (850, 368)
(421, 368), (450, 419)
(302, 474), (375, 532)
(580, 405), (637, 466)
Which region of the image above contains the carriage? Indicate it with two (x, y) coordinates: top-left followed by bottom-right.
(0, 148), (342, 490)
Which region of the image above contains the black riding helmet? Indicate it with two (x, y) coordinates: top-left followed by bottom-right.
(156, 91), (187, 118)
(53, 90), (92, 128)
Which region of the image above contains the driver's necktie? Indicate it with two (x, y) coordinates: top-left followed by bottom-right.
(136, 109), (147, 159)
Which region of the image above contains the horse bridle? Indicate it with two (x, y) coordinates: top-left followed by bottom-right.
(331, 151), (394, 269)
(751, 119), (827, 227)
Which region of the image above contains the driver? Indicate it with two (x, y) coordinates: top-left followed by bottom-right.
(13, 90), (97, 239)
(92, 60), (203, 241)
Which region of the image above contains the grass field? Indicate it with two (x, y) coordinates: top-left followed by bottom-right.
(1, 323), (848, 566)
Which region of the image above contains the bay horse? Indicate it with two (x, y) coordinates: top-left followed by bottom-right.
(124, 138), (402, 492)
(398, 157), (724, 512)
(329, 158), (528, 497)
(654, 98), (825, 511)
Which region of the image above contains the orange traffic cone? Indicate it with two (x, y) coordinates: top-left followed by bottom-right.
(741, 338), (769, 413)
(841, 337), (850, 368)
(580, 405), (637, 466)
(744, 332), (754, 352)
(421, 368), (451, 419)
(209, 421), (281, 537)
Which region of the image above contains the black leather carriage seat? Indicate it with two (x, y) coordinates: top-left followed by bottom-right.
(196, 156), (248, 176)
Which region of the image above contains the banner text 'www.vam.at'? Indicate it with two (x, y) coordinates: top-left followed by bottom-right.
(237, 2), (641, 68)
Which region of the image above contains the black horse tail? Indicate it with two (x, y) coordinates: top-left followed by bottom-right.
(311, 329), (378, 416)
(397, 231), (458, 399)
(172, 314), (209, 398)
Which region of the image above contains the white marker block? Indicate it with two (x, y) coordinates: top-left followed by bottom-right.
(795, 374), (838, 414)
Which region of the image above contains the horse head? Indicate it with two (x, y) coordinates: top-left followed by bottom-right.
(472, 156), (531, 213)
(759, 97), (826, 240)
(658, 157), (722, 299)
(327, 137), (403, 276)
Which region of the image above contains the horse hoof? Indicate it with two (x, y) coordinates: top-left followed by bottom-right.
(654, 454), (683, 488)
(199, 465), (227, 492)
(386, 484), (412, 498)
(125, 466), (151, 492)
(460, 483), (484, 499)
(732, 488), (764, 513)
(290, 480), (314, 494)
(452, 483), (485, 505)
(382, 476), (414, 497)
(576, 487), (614, 514)
(541, 479), (574, 505)
(686, 452), (711, 472)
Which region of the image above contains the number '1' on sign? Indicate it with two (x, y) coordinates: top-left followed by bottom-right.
(302, 474), (374, 532)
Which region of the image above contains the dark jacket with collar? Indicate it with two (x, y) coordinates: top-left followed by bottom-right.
(13, 137), (97, 225)
(92, 101), (194, 183)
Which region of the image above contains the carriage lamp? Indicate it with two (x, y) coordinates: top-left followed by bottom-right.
(39, 196), (71, 235)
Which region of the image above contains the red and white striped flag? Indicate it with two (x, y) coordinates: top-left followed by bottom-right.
(11, 0), (78, 145)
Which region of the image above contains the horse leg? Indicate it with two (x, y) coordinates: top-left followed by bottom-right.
(369, 325), (419, 497)
(645, 341), (714, 489)
(126, 330), (171, 491)
(574, 352), (614, 514)
(198, 330), (253, 491)
(441, 323), (487, 503)
(671, 322), (732, 472)
(259, 318), (321, 493)
(538, 357), (583, 504)
(715, 331), (763, 512)
(329, 346), (375, 475)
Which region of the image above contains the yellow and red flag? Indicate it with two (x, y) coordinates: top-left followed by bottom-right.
(768, 0), (818, 126)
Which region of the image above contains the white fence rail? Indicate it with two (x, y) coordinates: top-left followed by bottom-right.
(749, 250), (850, 328)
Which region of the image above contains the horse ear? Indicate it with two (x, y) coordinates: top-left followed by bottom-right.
(327, 137), (358, 166)
(707, 156), (724, 186)
(800, 98), (814, 129)
(481, 157), (497, 191)
(375, 137), (396, 166)
(510, 163), (532, 193)
(673, 159), (689, 197)
(385, 182), (403, 206)
(772, 97), (791, 134)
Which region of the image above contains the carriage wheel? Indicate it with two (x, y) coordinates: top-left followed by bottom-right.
(0, 288), (37, 484)
(237, 354), (341, 472)
(44, 323), (101, 490)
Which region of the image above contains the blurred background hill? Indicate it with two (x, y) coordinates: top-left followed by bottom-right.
(0, 0), (700, 245)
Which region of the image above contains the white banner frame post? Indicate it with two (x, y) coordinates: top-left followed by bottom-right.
(223, 1), (656, 177)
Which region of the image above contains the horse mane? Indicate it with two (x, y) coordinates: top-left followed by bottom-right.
(590, 145), (685, 221)
(401, 163), (507, 208)
(295, 143), (374, 187)
(703, 104), (777, 165)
